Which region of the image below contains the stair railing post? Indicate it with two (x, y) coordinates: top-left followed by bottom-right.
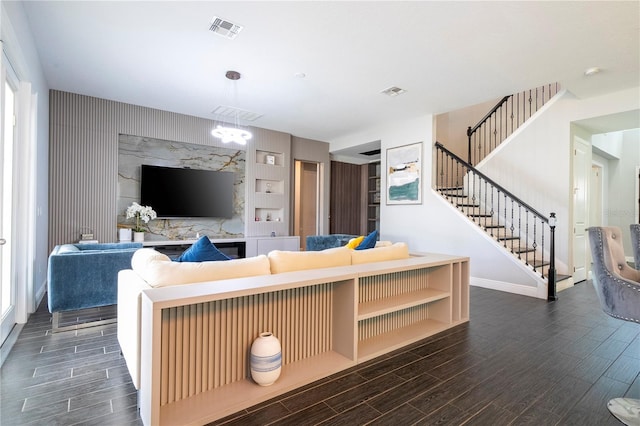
(548, 212), (557, 301)
(467, 126), (473, 165)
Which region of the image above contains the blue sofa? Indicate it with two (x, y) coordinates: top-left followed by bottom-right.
(306, 234), (358, 251)
(47, 242), (142, 331)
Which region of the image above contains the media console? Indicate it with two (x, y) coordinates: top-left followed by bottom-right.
(142, 236), (300, 258)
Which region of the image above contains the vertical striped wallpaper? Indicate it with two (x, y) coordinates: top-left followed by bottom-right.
(48, 90), (296, 249)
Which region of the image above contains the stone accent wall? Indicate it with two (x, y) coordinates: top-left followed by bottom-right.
(117, 134), (245, 240)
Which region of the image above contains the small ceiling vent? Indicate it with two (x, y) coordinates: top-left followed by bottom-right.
(209, 17), (243, 39)
(360, 149), (381, 156)
(380, 86), (407, 97)
(212, 105), (262, 122)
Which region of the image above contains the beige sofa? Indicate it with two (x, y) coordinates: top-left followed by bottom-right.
(117, 243), (410, 390)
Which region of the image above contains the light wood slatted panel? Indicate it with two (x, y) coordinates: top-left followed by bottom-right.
(159, 284), (334, 405)
(359, 268), (434, 304)
(358, 304), (432, 341)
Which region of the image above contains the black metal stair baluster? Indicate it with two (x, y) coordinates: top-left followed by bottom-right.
(532, 216), (538, 275)
(541, 220), (546, 278)
(483, 179), (488, 229)
(510, 96), (514, 137)
(469, 171), (477, 223)
(509, 198), (515, 250)
(494, 189), (500, 237)
(490, 185), (495, 237)
(521, 209), (535, 269)
(517, 205), (522, 260)
(436, 147), (441, 189)
(455, 156), (460, 203)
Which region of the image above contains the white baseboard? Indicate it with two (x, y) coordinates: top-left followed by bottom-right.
(470, 277), (542, 299)
(35, 279), (47, 311)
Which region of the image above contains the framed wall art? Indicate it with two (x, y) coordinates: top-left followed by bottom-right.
(386, 142), (422, 205)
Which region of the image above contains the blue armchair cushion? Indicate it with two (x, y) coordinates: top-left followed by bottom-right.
(174, 236), (231, 262)
(356, 230), (379, 250)
(306, 234), (359, 251)
(47, 242), (143, 313)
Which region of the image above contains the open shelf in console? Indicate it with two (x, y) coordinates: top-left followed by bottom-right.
(356, 262), (454, 363)
(159, 351), (354, 426)
(358, 318), (452, 362)
(358, 288), (449, 320)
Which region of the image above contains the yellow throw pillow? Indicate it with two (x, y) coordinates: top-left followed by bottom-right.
(346, 236), (364, 249)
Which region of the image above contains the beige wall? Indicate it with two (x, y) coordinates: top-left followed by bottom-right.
(435, 97), (501, 160)
(291, 136), (331, 235)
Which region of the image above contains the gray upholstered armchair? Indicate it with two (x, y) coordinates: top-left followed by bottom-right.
(587, 226), (640, 425)
(631, 224), (640, 268)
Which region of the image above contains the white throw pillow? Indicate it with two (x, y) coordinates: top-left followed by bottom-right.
(131, 248), (271, 287)
(350, 242), (409, 265)
(268, 246), (352, 274)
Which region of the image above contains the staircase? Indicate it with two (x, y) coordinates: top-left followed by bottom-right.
(435, 84), (562, 300)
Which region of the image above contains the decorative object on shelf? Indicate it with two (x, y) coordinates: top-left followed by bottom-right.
(211, 70), (253, 145)
(119, 228), (132, 242)
(265, 154), (275, 165)
(386, 142), (423, 205)
(266, 182), (272, 193)
(250, 332), (282, 386)
(126, 202), (157, 240)
(266, 213), (271, 221)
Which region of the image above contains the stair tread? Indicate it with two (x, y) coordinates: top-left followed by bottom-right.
(435, 181), (556, 280)
(530, 260), (550, 267)
(514, 247), (535, 253)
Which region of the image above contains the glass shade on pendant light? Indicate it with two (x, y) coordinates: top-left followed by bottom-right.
(211, 125), (252, 145)
(211, 70), (253, 145)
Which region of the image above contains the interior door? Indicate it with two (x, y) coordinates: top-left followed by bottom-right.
(573, 137), (591, 283)
(294, 161), (319, 250)
(1, 60), (17, 346)
(589, 164), (603, 226)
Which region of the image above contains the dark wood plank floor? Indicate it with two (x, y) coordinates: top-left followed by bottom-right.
(1, 282), (638, 425)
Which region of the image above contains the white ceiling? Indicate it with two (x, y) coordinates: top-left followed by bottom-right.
(20, 1), (640, 146)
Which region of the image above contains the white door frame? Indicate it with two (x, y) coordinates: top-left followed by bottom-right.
(572, 136), (591, 283)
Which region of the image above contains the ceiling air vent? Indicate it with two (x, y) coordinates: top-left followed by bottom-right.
(380, 86), (407, 97)
(209, 17), (243, 39)
(360, 149), (381, 156)
(212, 105), (262, 122)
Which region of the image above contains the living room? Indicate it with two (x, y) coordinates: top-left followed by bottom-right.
(1, 1), (639, 425)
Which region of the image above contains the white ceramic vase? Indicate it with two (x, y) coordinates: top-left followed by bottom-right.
(133, 231), (145, 242)
(250, 332), (282, 386)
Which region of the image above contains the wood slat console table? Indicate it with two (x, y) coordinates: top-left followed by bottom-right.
(137, 253), (469, 425)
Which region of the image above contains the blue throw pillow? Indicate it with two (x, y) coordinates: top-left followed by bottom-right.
(174, 236), (231, 262)
(356, 230), (378, 250)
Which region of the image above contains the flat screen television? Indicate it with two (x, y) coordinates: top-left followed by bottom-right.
(140, 164), (235, 218)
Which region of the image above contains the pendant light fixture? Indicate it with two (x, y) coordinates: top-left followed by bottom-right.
(211, 70), (253, 145)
